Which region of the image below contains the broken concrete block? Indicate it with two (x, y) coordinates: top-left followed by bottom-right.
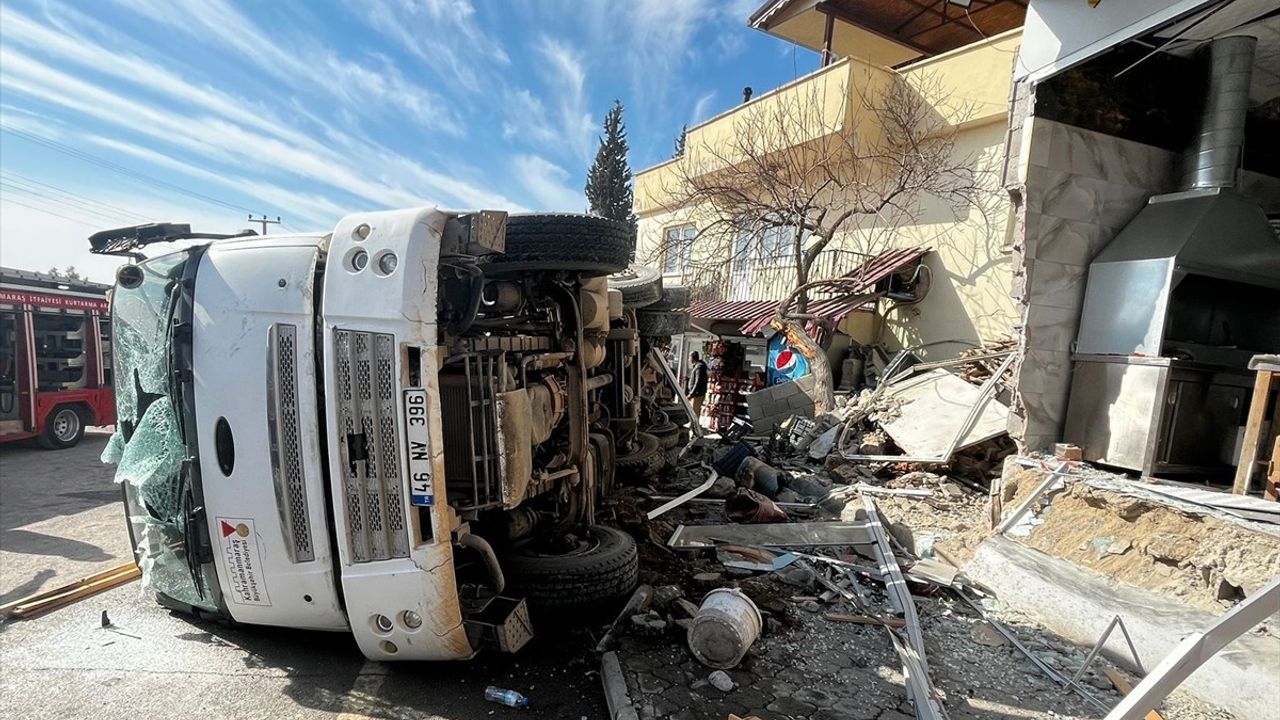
(672, 598), (701, 619)
(1053, 442), (1083, 461)
(969, 620), (1007, 646)
(775, 564), (816, 588)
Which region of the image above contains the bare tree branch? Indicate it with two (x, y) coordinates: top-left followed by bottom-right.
(645, 68), (989, 316)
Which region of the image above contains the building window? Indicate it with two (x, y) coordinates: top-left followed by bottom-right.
(735, 222), (799, 268)
(663, 224), (695, 274)
(758, 225), (797, 267)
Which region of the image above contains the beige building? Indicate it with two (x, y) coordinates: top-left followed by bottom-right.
(634, 1), (1028, 362)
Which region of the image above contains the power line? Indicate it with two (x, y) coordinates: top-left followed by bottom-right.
(0, 170), (154, 223)
(0, 181), (135, 225)
(0, 178), (150, 226)
(0, 195), (104, 228)
(0, 123), (260, 216)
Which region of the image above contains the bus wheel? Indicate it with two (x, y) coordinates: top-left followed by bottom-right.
(38, 405), (85, 450)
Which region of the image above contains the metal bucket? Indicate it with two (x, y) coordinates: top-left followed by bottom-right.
(686, 588), (762, 669)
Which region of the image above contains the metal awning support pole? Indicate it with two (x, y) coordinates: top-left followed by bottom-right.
(863, 496), (948, 720)
(994, 461), (1069, 533)
(1104, 577), (1280, 720)
(820, 9), (836, 66)
(652, 347), (704, 440)
(1071, 615), (1146, 683)
(646, 469), (719, 520)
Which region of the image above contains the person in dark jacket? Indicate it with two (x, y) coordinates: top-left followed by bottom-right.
(686, 351), (708, 418)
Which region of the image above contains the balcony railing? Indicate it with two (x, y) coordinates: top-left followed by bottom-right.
(673, 247), (876, 305)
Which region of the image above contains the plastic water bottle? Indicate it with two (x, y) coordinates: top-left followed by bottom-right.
(484, 686), (529, 709)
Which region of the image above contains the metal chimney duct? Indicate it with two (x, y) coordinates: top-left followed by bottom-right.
(1179, 35), (1257, 190)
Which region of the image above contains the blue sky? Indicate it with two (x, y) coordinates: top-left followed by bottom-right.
(0, 0), (824, 281)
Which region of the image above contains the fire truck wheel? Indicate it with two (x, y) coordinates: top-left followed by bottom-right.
(38, 405), (85, 450)
(484, 214), (635, 277)
(607, 265), (662, 308)
(616, 431), (663, 483)
(636, 310), (690, 338)
(503, 525), (638, 611)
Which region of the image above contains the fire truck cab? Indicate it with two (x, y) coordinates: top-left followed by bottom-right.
(0, 267), (115, 449)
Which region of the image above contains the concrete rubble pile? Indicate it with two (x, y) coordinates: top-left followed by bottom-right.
(595, 343), (1256, 720)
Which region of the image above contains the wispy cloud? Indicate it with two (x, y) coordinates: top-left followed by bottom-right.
(84, 136), (351, 227)
(0, 46), (522, 211)
(501, 36), (595, 164)
(99, 0), (462, 135)
(691, 92), (719, 125)
(353, 0), (510, 93)
(622, 0), (715, 111)
(512, 154), (583, 211)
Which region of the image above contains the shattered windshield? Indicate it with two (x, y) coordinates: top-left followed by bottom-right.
(101, 251), (217, 611)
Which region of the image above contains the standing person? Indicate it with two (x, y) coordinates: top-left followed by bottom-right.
(686, 351), (708, 419)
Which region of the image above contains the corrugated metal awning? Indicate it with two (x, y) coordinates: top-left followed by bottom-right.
(686, 299), (778, 322)
(739, 293), (878, 336)
(838, 246), (930, 286)
(737, 246), (929, 335)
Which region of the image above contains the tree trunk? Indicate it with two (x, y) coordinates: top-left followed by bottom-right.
(794, 258), (809, 315)
(793, 222), (810, 314)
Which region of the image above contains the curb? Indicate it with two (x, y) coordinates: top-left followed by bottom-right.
(600, 651), (641, 720)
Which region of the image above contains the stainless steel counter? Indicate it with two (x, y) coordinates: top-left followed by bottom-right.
(1063, 354), (1252, 475)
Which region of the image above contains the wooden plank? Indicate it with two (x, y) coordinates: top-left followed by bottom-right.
(1232, 370), (1274, 495)
(824, 612), (906, 628)
(1, 563), (140, 620)
(11, 565), (140, 617)
(1267, 434), (1280, 502)
(0, 562), (138, 614)
(1101, 667), (1166, 720)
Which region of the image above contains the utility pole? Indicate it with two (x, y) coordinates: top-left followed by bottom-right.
(248, 214), (281, 235)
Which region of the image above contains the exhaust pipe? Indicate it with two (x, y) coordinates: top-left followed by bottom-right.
(1179, 35), (1256, 190)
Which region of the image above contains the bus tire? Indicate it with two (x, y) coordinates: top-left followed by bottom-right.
(38, 405), (85, 450)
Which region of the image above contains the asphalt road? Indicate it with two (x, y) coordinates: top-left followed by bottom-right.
(0, 431), (608, 720)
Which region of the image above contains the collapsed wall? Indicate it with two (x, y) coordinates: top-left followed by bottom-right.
(999, 463), (1280, 610)
(966, 458), (1280, 719)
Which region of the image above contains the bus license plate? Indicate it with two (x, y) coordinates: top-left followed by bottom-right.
(403, 389), (434, 507)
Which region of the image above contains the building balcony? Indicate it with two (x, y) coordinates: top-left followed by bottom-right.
(634, 28), (1022, 217)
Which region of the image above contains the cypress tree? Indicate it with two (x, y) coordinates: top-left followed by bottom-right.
(673, 124), (687, 158)
(584, 99), (636, 231)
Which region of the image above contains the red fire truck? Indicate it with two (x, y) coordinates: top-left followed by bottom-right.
(0, 267), (115, 449)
